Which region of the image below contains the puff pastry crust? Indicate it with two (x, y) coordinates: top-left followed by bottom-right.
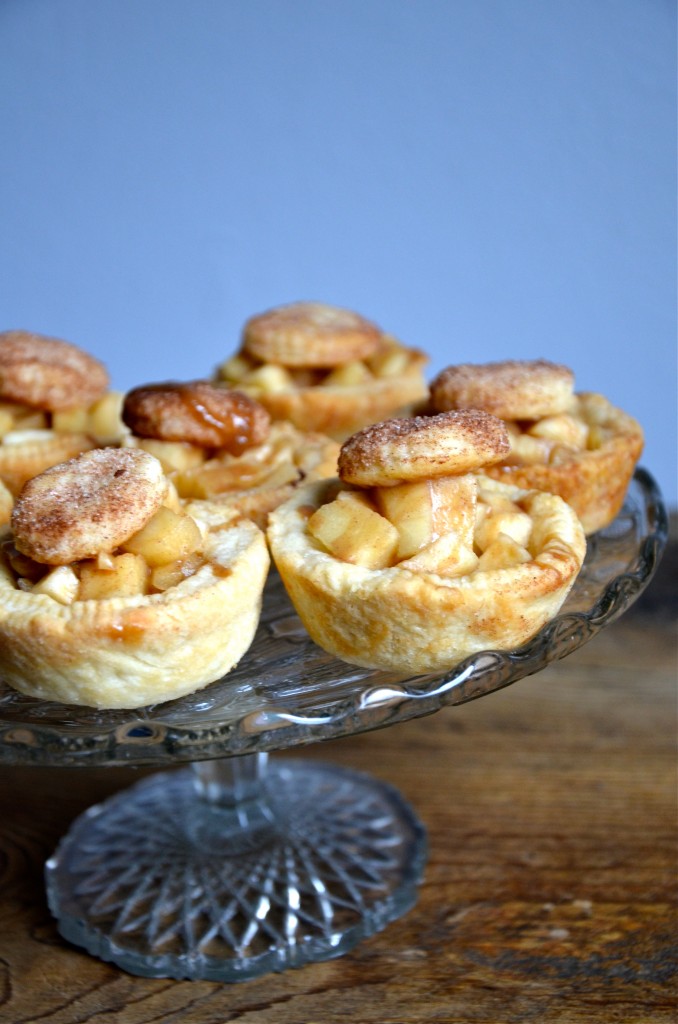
(0, 501), (269, 709)
(429, 360), (643, 534)
(268, 475), (586, 675)
(480, 393), (643, 534)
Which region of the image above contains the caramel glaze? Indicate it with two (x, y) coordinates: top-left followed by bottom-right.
(122, 381), (270, 455)
(296, 504), (317, 520)
(105, 616), (148, 643)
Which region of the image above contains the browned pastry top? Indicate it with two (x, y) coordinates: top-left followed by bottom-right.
(0, 330), (109, 411)
(338, 410), (511, 486)
(122, 380), (271, 453)
(11, 447), (166, 565)
(242, 301), (383, 367)
(429, 359), (574, 421)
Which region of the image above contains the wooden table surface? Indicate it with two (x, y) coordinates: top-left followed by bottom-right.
(0, 521), (675, 1024)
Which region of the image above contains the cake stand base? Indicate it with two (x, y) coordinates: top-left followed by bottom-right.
(45, 754), (427, 981)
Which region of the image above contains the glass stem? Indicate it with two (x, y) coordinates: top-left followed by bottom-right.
(190, 753), (274, 837)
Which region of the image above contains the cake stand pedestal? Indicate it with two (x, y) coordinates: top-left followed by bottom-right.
(45, 754), (426, 980)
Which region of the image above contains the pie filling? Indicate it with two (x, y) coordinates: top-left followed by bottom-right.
(497, 395), (623, 468)
(126, 425), (313, 501)
(305, 475), (547, 577)
(0, 393), (125, 447)
(0, 499), (208, 604)
(218, 338), (422, 394)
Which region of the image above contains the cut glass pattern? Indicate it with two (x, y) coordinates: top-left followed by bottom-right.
(46, 759), (426, 980)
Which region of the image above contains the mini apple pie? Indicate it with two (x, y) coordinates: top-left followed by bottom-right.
(216, 301), (429, 440)
(0, 447), (269, 708)
(0, 330), (126, 503)
(428, 359), (643, 534)
(268, 410), (586, 675)
(121, 380), (339, 529)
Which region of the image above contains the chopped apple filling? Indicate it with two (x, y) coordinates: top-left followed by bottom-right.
(1, 501), (207, 604)
(500, 398), (614, 468)
(121, 505), (202, 566)
(374, 476), (477, 561)
(51, 391), (126, 443)
(307, 490), (399, 570)
(306, 474), (540, 578)
(0, 392), (125, 446)
(218, 337), (420, 394)
(477, 534), (532, 571)
(128, 423), (321, 503)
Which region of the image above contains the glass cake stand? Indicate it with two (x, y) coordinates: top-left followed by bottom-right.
(0, 468), (667, 982)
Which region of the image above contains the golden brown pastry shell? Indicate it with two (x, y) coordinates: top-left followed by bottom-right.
(483, 393), (643, 534)
(0, 507), (269, 709)
(267, 476), (586, 675)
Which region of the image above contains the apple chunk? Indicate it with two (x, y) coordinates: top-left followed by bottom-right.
(431, 474), (478, 540)
(477, 533), (532, 571)
(78, 553), (149, 600)
(475, 508), (533, 553)
(528, 414), (588, 449)
(307, 490), (398, 569)
(374, 474), (477, 560)
(121, 506), (203, 567)
(322, 360), (371, 388)
(399, 533), (479, 578)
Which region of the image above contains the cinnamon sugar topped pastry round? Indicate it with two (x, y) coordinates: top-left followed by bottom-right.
(268, 412), (586, 674)
(0, 330), (125, 498)
(243, 302), (382, 368)
(338, 410), (510, 487)
(428, 359), (643, 533)
(12, 448), (166, 566)
(429, 359), (574, 421)
(0, 448), (269, 708)
(217, 301), (429, 441)
(123, 381), (270, 453)
(0, 330), (109, 411)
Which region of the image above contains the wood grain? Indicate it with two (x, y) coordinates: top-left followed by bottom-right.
(0, 520), (675, 1024)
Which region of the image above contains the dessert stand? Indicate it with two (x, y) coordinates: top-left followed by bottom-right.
(0, 468), (667, 982)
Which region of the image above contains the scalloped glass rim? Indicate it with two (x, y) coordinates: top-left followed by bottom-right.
(0, 468), (667, 767)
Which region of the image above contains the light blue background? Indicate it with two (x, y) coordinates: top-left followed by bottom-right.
(1, 0), (675, 504)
